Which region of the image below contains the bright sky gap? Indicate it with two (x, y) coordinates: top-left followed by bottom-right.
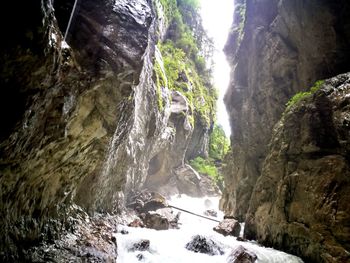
(200, 0), (234, 136)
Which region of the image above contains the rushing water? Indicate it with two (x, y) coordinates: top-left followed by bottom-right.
(116, 195), (304, 263)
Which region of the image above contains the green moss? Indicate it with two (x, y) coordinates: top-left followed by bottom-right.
(154, 59), (167, 111)
(158, 0), (177, 24)
(155, 0), (217, 126)
(158, 40), (216, 126)
(286, 80), (325, 108)
(310, 80), (325, 93)
(187, 114), (194, 127)
(209, 124), (230, 160)
(190, 157), (217, 178)
(189, 124), (230, 189)
(159, 41), (186, 90)
(190, 156), (223, 186)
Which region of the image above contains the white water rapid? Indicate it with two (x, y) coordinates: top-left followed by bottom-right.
(116, 195), (304, 263)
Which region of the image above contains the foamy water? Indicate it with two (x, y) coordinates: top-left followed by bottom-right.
(116, 195), (304, 263)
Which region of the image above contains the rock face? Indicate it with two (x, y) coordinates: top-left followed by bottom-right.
(23, 206), (120, 262)
(221, 0), (350, 220)
(245, 74), (350, 263)
(222, 0), (350, 262)
(0, 0), (214, 260)
(0, 0), (160, 257)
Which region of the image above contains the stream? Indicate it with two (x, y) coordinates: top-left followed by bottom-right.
(116, 195), (304, 263)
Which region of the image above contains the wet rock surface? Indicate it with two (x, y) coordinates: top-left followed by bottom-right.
(0, 0), (214, 259)
(222, 0), (350, 262)
(185, 235), (224, 256)
(213, 219), (241, 237)
(0, 0), (163, 258)
(19, 205), (121, 263)
(127, 191), (168, 212)
(127, 190), (180, 230)
(227, 245), (257, 263)
(221, 0), (350, 220)
(128, 239), (150, 252)
(245, 74), (350, 263)
(142, 212), (170, 230)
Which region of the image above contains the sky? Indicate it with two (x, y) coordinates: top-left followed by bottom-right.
(200, 0), (234, 136)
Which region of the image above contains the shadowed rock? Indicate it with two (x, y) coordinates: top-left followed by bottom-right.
(213, 219), (241, 237)
(227, 245), (257, 263)
(128, 239), (150, 252)
(142, 212), (169, 230)
(204, 209), (218, 217)
(245, 74), (350, 263)
(185, 235), (224, 256)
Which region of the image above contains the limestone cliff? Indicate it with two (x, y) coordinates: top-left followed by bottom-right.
(222, 0), (350, 262)
(0, 0), (215, 260)
(245, 74), (350, 263)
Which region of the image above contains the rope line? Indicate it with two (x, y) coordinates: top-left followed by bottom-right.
(168, 204), (220, 223)
(64, 0), (79, 41)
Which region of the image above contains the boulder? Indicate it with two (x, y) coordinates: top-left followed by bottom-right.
(136, 253), (145, 261)
(185, 235), (224, 256)
(213, 219), (241, 237)
(155, 208), (181, 229)
(142, 212), (169, 230)
(204, 209), (218, 217)
(128, 239), (150, 252)
(175, 164), (220, 197)
(175, 164), (202, 196)
(128, 218), (144, 228)
(127, 191), (168, 213)
(199, 173), (222, 196)
(227, 245), (257, 263)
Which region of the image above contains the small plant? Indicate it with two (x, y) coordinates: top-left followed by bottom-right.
(209, 124), (230, 160)
(190, 156), (221, 182)
(286, 80), (324, 108)
(189, 124), (230, 189)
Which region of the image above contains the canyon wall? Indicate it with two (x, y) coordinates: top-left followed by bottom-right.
(0, 0), (214, 259)
(222, 0), (350, 262)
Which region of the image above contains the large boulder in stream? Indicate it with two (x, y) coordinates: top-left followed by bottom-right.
(185, 235), (224, 256)
(227, 245), (257, 263)
(127, 191), (168, 212)
(128, 239), (150, 252)
(213, 219), (241, 237)
(142, 212), (170, 230)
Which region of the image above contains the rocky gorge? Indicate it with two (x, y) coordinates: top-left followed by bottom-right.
(0, 0), (219, 261)
(221, 0), (350, 262)
(0, 0), (349, 262)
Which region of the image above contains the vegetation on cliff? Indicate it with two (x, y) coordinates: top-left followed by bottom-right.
(155, 0), (229, 188)
(154, 0), (216, 126)
(286, 80), (325, 109)
(190, 124), (230, 188)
